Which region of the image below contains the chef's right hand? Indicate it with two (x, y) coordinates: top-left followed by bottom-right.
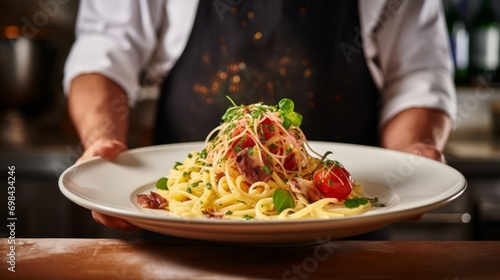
(78, 139), (128, 162)
(77, 139), (141, 232)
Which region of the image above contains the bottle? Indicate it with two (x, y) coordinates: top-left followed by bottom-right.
(446, 0), (470, 84)
(469, 0), (500, 84)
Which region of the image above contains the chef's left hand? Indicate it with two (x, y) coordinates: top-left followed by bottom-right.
(77, 139), (141, 232)
(398, 142), (445, 221)
(399, 142), (446, 163)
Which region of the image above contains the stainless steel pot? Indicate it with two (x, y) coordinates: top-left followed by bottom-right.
(0, 26), (61, 118)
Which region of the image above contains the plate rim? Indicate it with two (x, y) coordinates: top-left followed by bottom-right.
(58, 141), (467, 227)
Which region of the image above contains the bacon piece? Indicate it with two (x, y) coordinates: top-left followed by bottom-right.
(215, 172), (224, 181)
(236, 149), (272, 184)
(202, 208), (225, 219)
(137, 191), (168, 209)
(288, 177), (324, 203)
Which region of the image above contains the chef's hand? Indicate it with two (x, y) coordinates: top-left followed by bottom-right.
(399, 142), (445, 163)
(77, 139), (141, 232)
(397, 142), (445, 221)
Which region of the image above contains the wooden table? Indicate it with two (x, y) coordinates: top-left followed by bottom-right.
(1, 238), (499, 279)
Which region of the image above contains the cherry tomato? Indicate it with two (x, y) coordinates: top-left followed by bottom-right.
(237, 135), (255, 150)
(231, 118), (276, 155)
(257, 118), (275, 142)
(284, 149), (297, 170)
(312, 161), (353, 200)
(231, 126), (255, 153)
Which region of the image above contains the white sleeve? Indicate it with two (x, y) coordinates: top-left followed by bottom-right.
(363, 0), (457, 127)
(63, 0), (165, 106)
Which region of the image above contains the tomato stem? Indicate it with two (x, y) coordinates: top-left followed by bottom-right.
(309, 151), (333, 179)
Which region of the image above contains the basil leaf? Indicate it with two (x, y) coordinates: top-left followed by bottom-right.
(278, 98), (302, 129)
(281, 117), (292, 130)
(278, 98), (294, 113)
(344, 198), (368, 209)
(273, 189), (295, 214)
(156, 177), (169, 190)
(287, 112), (302, 127)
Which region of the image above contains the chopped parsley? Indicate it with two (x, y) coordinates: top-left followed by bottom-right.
(234, 144), (242, 153)
(368, 197), (385, 207)
(220, 97), (302, 130)
(262, 165), (272, 175)
(199, 149), (208, 159)
(173, 162), (183, 170)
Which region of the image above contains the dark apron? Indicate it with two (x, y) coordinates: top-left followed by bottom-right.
(154, 0), (380, 146)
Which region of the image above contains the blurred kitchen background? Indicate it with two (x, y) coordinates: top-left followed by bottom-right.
(0, 0), (499, 240)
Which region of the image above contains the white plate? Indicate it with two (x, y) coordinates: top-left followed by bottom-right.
(59, 142), (466, 245)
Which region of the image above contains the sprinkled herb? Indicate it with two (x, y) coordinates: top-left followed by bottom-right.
(200, 149), (208, 159)
(206, 182), (212, 190)
(368, 197), (385, 207)
(234, 144), (242, 153)
(262, 165), (272, 175)
(173, 162), (182, 170)
(243, 214), (254, 220)
(220, 97), (302, 130)
(226, 210), (233, 216)
(221, 96), (242, 122)
(251, 109), (264, 120)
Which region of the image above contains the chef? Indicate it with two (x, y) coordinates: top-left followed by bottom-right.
(64, 0), (456, 232)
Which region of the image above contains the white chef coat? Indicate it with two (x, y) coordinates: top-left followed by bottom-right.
(63, 0), (457, 126)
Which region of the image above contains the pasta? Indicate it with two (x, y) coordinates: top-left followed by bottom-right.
(137, 98), (373, 220)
